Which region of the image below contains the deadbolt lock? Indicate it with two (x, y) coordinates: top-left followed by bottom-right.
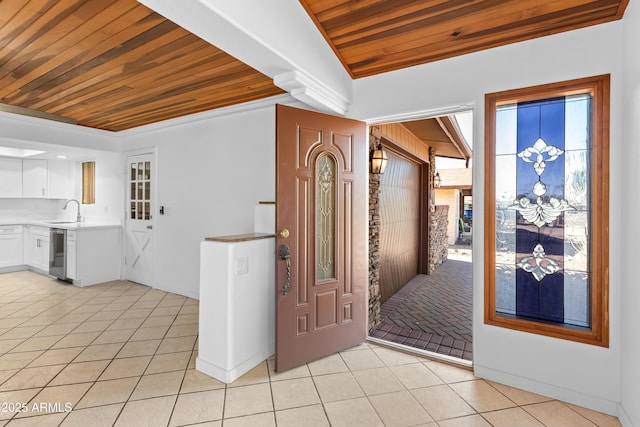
(279, 229), (290, 238)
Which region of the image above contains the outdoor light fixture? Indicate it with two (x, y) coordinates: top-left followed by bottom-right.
(370, 141), (388, 174)
(434, 171), (442, 188)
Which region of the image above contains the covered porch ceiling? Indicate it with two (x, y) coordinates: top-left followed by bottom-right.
(400, 115), (472, 163)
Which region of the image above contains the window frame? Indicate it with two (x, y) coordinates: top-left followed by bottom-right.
(484, 74), (610, 347)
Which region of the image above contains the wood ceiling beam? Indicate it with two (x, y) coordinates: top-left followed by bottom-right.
(139, 0), (352, 115)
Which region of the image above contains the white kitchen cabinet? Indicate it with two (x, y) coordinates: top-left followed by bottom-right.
(48, 159), (73, 199)
(23, 159), (48, 198)
(0, 225), (23, 268)
(0, 158), (23, 198)
(66, 230), (77, 280)
(71, 227), (121, 286)
(26, 226), (50, 272)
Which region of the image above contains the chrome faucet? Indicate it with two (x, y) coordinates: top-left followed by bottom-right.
(63, 199), (83, 222)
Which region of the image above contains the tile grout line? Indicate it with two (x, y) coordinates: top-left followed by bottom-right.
(16, 280), (150, 424)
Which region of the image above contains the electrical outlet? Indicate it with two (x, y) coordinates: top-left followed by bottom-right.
(236, 257), (249, 275)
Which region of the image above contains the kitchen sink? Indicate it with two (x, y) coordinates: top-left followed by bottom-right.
(47, 221), (77, 224)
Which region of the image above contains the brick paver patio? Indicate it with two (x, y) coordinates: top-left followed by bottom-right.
(370, 251), (473, 361)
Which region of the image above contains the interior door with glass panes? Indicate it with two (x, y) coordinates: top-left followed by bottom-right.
(125, 153), (154, 286)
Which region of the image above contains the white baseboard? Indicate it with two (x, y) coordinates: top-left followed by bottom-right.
(0, 265), (27, 273)
(474, 363), (619, 416)
(196, 344), (273, 384)
(617, 403), (634, 427)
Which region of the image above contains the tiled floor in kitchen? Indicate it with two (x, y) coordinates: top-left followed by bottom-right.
(0, 271), (620, 426)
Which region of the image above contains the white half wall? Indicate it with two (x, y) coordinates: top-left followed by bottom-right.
(121, 101), (278, 298)
(620, 0), (640, 425)
(351, 22), (624, 415)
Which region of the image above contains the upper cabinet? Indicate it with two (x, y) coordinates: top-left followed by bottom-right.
(0, 158), (73, 199)
(0, 158), (23, 198)
(48, 159), (73, 200)
(22, 159), (48, 198)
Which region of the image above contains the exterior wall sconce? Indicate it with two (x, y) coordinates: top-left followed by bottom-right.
(370, 141), (388, 174)
(434, 171), (442, 188)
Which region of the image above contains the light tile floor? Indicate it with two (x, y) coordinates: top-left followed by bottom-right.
(0, 271), (621, 426)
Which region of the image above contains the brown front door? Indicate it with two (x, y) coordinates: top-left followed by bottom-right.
(275, 104), (367, 371)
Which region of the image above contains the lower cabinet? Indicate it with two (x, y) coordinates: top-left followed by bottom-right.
(1, 224), (120, 285)
(0, 225), (23, 268)
(67, 228), (120, 286)
(26, 226), (50, 272)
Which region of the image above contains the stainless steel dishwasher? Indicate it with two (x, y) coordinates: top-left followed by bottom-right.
(49, 228), (67, 280)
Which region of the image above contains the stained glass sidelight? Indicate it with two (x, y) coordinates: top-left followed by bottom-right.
(486, 75), (609, 347)
(316, 154), (335, 280)
(495, 95), (591, 327)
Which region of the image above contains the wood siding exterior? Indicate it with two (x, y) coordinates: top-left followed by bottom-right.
(378, 123), (431, 162)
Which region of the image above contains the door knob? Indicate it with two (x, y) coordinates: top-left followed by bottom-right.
(146, 225), (153, 230)
(279, 229), (289, 238)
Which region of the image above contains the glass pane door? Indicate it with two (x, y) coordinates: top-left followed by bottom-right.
(130, 161), (151, 220)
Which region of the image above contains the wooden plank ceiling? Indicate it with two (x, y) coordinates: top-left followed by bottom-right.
(300, 0), (629, 78)
(0, 0), (283, 131)
(0, 0), (630, 131)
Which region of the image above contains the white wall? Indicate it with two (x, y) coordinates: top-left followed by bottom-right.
(71, 153), (125, 222)
(121, 102), (278, 298)
(620, 0), (640, 425)
(0, 199), (66, 221)
(351, 22), (624, 416)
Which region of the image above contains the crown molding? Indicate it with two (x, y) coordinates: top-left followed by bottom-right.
(274, 70), (350, 116)
(364, 103), (475, 125)
(117, 94), (294, 137)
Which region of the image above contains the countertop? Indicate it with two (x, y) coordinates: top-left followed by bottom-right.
(0, 219), (122, 230)
(205, 233), (275, 242)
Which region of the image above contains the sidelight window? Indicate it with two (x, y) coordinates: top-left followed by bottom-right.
(484, 75), (609, 346)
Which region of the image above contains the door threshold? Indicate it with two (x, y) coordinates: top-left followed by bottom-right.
(366, 336), (473, 370)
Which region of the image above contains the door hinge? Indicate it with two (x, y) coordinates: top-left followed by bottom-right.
(124, 256), (127, 265)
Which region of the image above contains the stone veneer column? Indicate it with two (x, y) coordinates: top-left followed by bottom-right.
(428, 147), (449, 273)
(429, 205), (449, 273)
(368, 172), (382, 332)
(368, 128), (382, 332)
